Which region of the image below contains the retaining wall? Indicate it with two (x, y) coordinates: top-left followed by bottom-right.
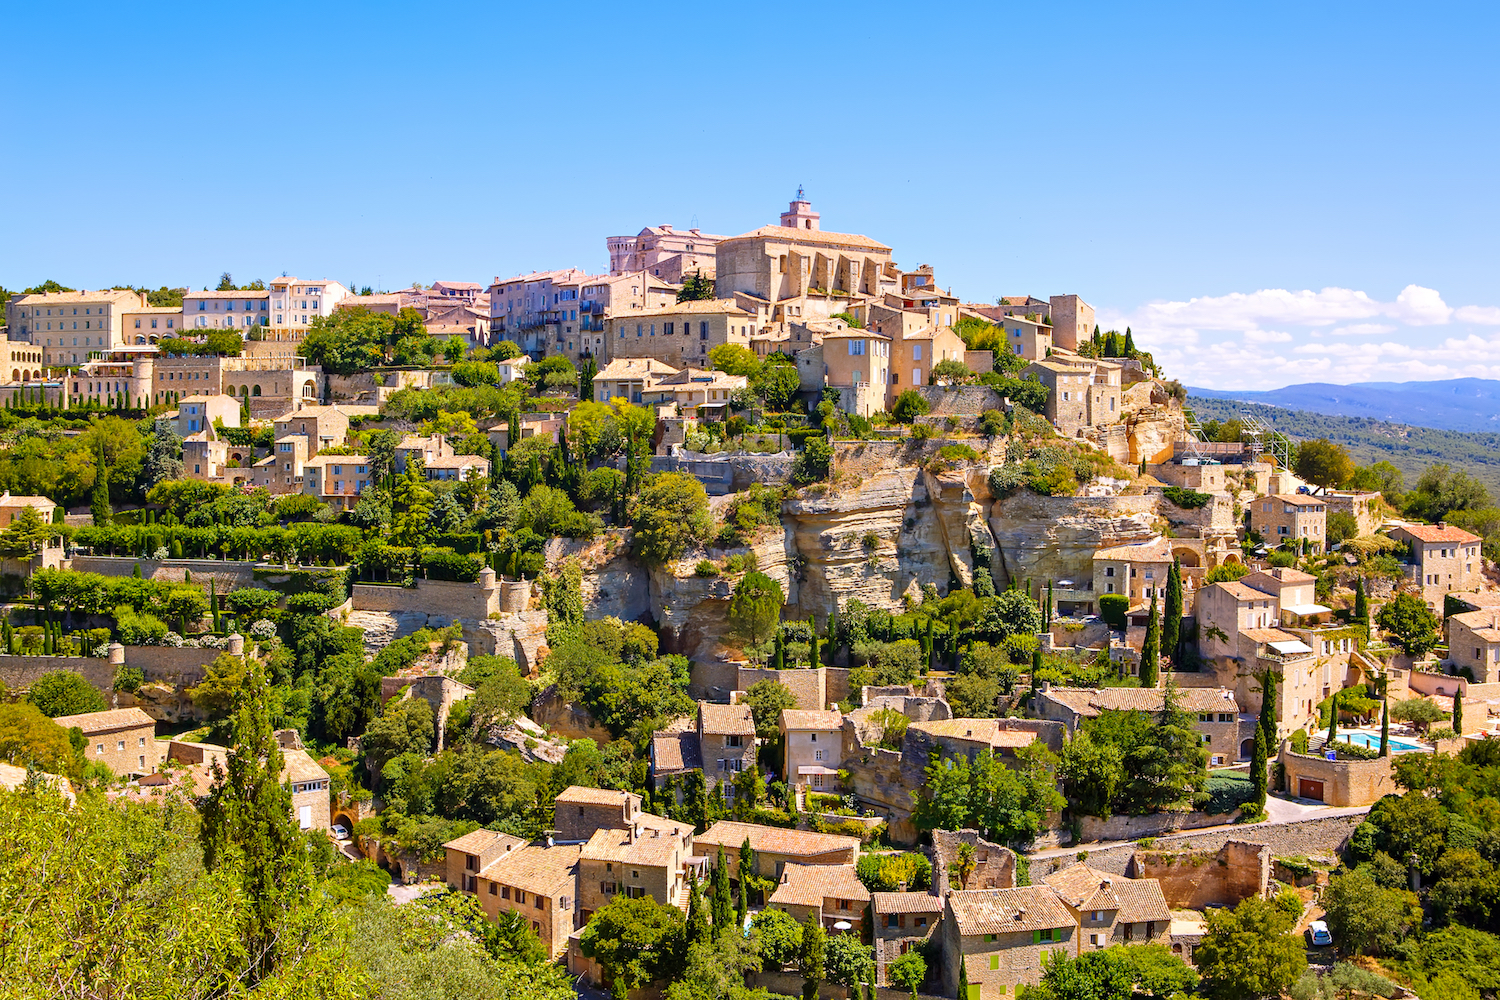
(1132, 840), (1270, 908)
(351, 578), (498, 620)
(69, 555), (259, 587)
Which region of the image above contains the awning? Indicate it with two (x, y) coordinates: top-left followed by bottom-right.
(797, 765), (840, 776)
(1284, 604), (1331, 616)
(1268, 639), (1313, 655)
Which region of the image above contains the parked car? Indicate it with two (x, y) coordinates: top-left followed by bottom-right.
(1307, 920), (1332, 946)
(330, 824), (350, 840)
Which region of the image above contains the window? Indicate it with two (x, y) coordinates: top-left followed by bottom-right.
(502, 886), (511, 899)
(989, 956), (1000, 971)
(848, 340), (865, 356)
(515, 891), (526, 905)
(116, 740), (125, 751)
(488, 883), (498, 895)
(814, 749), (824, 761)
(984, 934), (996, 943)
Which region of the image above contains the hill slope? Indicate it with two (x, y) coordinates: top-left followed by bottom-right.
(1185, 378), (1500, 433)
(1185, 396), (1500, 498)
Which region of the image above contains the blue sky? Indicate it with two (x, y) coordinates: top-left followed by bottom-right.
(4, 1), (1497, 389)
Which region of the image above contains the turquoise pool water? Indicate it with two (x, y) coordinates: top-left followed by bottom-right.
(1342, 732), (1424, 752)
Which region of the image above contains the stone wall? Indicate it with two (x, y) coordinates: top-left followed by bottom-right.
(69, 555), (259, 588)
(1072, 808), (1242, 846)
(932, 828), (1017, 890)
(912, 386), (1006, 416)
(1030, 812), (1368, 881)
(1280, 746), (1395, 807)
(350, 577), (498, 620)
(0, 654), (115, 693)
(831, 439), (1002, 481)
(842, 745), (911, 842)
(861, 693), (952, 721)
(737, 665), (832, 709)
(1131, 840), (1270, 909)
(690, 660), (741, 702)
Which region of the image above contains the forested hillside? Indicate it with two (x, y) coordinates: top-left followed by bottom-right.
(1186, 397), (1500, 497)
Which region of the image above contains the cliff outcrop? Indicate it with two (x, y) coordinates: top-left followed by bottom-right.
(986, 492), (1159, 590)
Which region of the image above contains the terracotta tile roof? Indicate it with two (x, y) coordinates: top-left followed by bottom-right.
(780, 709), (845, 731)
(581, 824), (682, 867)
(1093, 538), (1174, 562)
(556, 786), (636, 807)
(1268, 494), (1327, 506)
(1240, 627), (1302, 644)
(1040, 687), (1240, 717)
(1110, 878), (1172, 924)
(1212, 581), (1274, 602)
(724, 225), (892, 253)
(52, 707), (155, 734)
(281, 748), (329, 784)
(444, 828), (527, 855)
(698, 703), (754, 736)
(873, 891), (944, 914)
(1045, 865), (1123, 912)
(12, 289), (142, 304)
(909, 719), (1038, 747)
(947, 886), (1075, 935)
(697, 821), (860, 859)
(479, 843), (581, 895)
(596, 357), (681, 380)
(653, 729), (701, 772)
(769, 863), (871, 908)
(1394, 523), (1482, 544)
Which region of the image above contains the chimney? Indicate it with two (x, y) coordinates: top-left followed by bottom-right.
(627, 827), (635, 844)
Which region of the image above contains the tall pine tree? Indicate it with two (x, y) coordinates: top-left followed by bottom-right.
(686, 869), (709, 944)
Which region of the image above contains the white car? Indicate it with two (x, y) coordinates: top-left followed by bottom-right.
(1307, 920), (1332, 946)
(330, 824), (350, 840)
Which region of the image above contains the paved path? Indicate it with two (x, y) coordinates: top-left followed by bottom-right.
(387, 882), (437, 905)
(1028, 795), (1370, 861)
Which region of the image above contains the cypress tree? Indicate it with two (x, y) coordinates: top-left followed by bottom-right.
(711, 844), (733, 935)
(1453, 688), (1464, 735)
(737, 836), (752, 926)
(1163, 560), (1183, 667)
(1326, 694), (1338, 746)
(826, 608), (839, 664)
(1258, 670), (1278, 750)
(799, 912), (825, 1000)
(1031, 646), (1042, 696)
(958, 953), (970, 1000)
(1379, 696), (1390, 757)
(1124, 327), (1136, 355)
(686, 870), (709, 944)
(1045, 580), (1053, 630)
(1354, 576), (1368, 625)
(1139, 591), (1160, 688)
(1251, 726), (1268, 809)
(808, 616), (820, 668)
(773, 630), (785, 671)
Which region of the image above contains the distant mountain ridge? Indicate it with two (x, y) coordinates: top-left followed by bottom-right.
(1185, 378), (1500, 433)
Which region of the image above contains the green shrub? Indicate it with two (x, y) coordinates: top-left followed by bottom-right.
(1098, 593), (1129, 629)
(1161, 486), (1212, 509)
(1204, 771), (1257, 814)
(937, 444), (980, 463)
(1290, 729), (1309, 754)
(694, 560), (720, 577)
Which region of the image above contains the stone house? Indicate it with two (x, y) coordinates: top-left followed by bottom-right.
(778, 708), (845, 790)
(577, 811), (695, 921)
(903, 719), (1064, 772)
(175, 394), (240, 437)
(1444, 608), (1500, 684)
(1389, 523), (1484, 609)
(649, 702), (756, 795)
(1250, 494), (1327, 551)
(301, 453), (373, 509)
(639, 367), (748, 419)
(1000, 315), (1052, 361)
(1048, 295), (1095, 353)
(1091, 537), (1174, 607)
(1322, 489), (1383, 537)
(1033, 685), (1252, 765)
(695, 820), (860, 879)
(53, 707), (160, 777)
(767, 862), (871, 934)
(272, 404), (350, 457)
(470, 842), (583, 959)
(873, 891), (944, 986)
(593, 356), (680, 404)
(1238, 567), (1327, 626)
(1041, 864), (1172, 950)
(1022, 356), (1121, 438)
(604, 299), (759, 370)
(284, 748), (333, 832)
(822, 329), (892, 416)
(554, 785), (645, 842)
(444, 828), (528, 893)
(942, 886), (1078, 1000)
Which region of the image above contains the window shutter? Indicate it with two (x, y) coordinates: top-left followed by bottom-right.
(1033, 929), (1041, 944)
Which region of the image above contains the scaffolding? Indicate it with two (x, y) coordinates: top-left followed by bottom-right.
(1240, 410), (1292, 468)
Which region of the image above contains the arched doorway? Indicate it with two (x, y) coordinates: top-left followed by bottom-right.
(1222, 552), (1242, 565)
(1240, 737), (1255, 760)
(1173, 547), (1202, 568)
(252, 384), (261, 396)
(333, 812), (357, 838)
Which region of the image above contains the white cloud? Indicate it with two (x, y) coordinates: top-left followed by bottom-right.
(1456, 305), (1500, 325)
(1388, 284), (1453, 326)
(1243, 328), (1293, 343)
(1327, 323), (1395, 336)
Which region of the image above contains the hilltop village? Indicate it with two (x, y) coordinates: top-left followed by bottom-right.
(0, 194), (1497, 999)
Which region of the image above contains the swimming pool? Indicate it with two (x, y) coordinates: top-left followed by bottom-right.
(1341, 732), (1425, 753)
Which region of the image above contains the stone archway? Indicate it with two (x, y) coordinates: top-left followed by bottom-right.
(1240, 737), (1255, 760)
(1172, 546), (1203, 568)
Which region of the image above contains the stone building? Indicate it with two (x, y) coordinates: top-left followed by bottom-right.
(1444, 608), (1500, 684)
(445, 828), (527, 893)
(1048, 295), (1095, 352)
(1091, 537), (1173, 606)
(603, 299), (760, 370)
(873, 891), (943, 986)
(695, 821), (860, 879)
(1042, 864), (1172, 950)
(53, 707), (160, 777)
(1250, 494), (1328, 551)
(1389, 523), (1484, 609)
(778, 708), (845, 790)
(767, 862), (871, 933)
(942, 886), (1078, 999)
(469, 842), (583, 959)
(577, 811), (695, 918)
(1022, 356), (1121, 438)
(8, 288), (146, 366)
(606, 223), (726, 281)
(1001, 315), (1052, 361)
(649, 702), (756, 795)
(1034, 685), (1252, 766)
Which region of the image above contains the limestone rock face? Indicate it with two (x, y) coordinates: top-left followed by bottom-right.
(466, 610), (549, 671)
(987, 492), (1159, 591)
(782, 469), (951, 618)
(648, 525), (793, 661)
(547, 533), (652, 623)
(530, 684), (612, 742)
(919, 467), (1002, 590)
(485, 714), (570, 763)
(344, 610), (432, 657)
